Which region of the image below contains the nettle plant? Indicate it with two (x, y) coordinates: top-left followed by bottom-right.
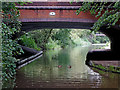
(76, 1), (120, 31)
(2, 2), (26, 88)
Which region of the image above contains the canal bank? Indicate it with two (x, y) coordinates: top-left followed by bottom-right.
(91, 61), (120, 74)
(16, 46), (43, 69)
(93, 61), (120, 67)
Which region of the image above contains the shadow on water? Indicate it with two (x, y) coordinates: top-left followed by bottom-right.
(15, 46), (120, 88)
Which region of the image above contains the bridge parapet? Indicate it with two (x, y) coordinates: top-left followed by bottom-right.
(16, 2), (98, 23)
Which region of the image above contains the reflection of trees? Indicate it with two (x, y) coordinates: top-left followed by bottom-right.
(19, 49), (70, 80)
(17, 47), (119, 88)
(69, 46), (89, 75)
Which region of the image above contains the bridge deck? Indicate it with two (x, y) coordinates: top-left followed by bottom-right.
(17, 2), (99, 23)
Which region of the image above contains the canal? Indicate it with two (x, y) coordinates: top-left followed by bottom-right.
(15, 46), (119, 88)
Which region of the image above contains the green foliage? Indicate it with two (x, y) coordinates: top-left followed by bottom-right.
(46, 37), (61, 50)
(52, 29), (75, 48)
(92, 63), (120, 73)
(2, 2), (25, 88)
(28, 29), (96, 50)
(76, 2), (120, 31)
(29, 29), (75, 50)
(92, 35), (109, 44)
(20, 34), (41, 51)
(28, 28), (109, 50)
(29, 29), (53, 50)
(70, 29), (93, 44)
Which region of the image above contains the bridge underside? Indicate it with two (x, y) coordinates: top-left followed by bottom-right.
(21, 21), (94, 32)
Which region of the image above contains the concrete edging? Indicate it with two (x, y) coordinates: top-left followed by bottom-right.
(16, 51), (43, 69)
(89, 61), (120, 74)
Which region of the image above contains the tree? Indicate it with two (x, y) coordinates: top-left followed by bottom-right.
(76, 1), (120, 31)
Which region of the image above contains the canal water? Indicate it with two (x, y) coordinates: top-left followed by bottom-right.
(15, 46), (119, 88)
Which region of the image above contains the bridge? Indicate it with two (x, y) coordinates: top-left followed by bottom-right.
(16, 1), (120, 66)
(16, 2), (99, 31)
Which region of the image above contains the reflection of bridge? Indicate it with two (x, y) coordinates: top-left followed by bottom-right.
(16, 2), (120, 65)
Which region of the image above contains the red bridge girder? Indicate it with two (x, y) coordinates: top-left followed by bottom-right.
(16, 2), (99, 23)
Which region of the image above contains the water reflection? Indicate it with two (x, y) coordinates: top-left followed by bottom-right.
(15, 46), (119, 88)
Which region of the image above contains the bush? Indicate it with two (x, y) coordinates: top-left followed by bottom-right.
(46, 38), (61, 50)
(20, 34), (41, 51)
(29, 29), (53, 50)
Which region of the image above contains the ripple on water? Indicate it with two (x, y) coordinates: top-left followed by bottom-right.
(15, 46), (119, 88)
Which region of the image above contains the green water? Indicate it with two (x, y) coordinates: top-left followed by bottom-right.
(15, 46), (119, 88)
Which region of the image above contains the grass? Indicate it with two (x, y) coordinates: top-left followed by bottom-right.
(91, 63), (120, 74)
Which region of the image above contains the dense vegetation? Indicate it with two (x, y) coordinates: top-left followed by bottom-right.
(2, 2), (26, 88)
(20, 34), (41, 51)
(20, 29), (109, 51)
(76, 1), (120, 31)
